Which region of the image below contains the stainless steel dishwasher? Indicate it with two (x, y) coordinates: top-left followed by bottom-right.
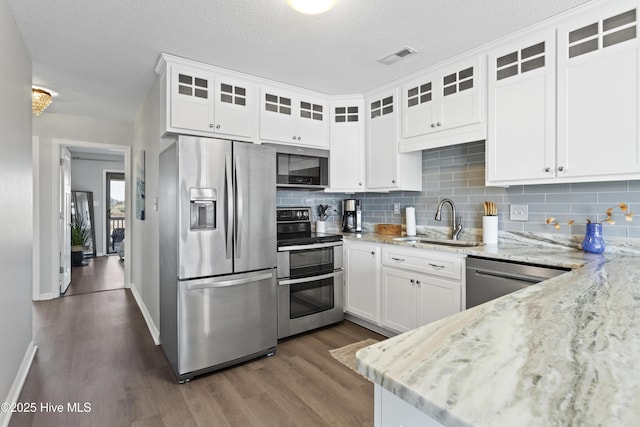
(466, 256), (570, 309)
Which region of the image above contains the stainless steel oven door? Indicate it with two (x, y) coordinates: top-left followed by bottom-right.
(277, 270), (344, 339)
(277, 242), (343, 279)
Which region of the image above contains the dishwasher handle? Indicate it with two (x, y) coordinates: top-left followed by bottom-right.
(471, 268), (547, 284)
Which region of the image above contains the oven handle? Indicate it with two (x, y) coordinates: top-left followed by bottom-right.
(277, 241), (343, 252)
(278, 271), (339, 286)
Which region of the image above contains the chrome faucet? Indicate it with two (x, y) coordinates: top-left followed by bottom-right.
(434, 198), (463, 240)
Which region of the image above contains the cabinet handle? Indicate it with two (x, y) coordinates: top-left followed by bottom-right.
(391, 257), (405, 262)
(558, 166), (565, 172)
(371, 251), (375, 255)
(297, 136), (302, 141)
(429, 263), (445, 270)
(392, 180), (396, 184)
(292, 136), (297, 140)
(209, 124), (214, 128)
(359, 182), (363, 186)
(436, 122), (442, 127)
(216, 124), (221, 129)
(410, 279), (415, 284)
(416, 280), (421, 287)
(544, 167), (551, 173)
(430, 123), (436, 128)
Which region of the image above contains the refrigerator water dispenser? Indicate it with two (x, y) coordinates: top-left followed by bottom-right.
(190, 188), (216, 230)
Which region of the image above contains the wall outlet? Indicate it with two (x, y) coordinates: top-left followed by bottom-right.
(394, 203), (401, 215)
(510, 204), (528, 221)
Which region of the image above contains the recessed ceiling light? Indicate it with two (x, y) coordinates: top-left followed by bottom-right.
(378, 47), (418, 65)
(287, 0), (336, 15)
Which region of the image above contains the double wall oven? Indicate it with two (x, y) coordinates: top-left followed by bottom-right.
(276, 207), (344, 339)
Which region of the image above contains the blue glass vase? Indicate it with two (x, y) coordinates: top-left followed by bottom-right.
(582, 223), (605, 254)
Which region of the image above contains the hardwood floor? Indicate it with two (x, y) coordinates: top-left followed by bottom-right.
(64, 255), (124, 296)
(10, 289), (384, 427)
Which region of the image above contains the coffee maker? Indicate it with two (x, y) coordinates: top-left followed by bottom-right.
(341, 199), (362, 232)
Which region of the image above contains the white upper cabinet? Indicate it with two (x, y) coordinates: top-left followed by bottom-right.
(557, 0), (640, 181)
(366, 88), (422, 192)
(328, 99), (366, 192)
(213, 74), (257, 139)
(486, 29), (557, 185)
(159, 57), (258, 141)
(487, 0), (640, 186)
(260, 87), (330, 148)
(399, 56), (486, 152)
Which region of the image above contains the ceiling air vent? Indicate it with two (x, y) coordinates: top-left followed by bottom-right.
(378, 47), (418, 65)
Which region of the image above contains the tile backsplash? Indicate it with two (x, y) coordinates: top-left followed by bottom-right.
(277, 141), (640, 238)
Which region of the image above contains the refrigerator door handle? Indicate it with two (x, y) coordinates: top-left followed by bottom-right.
(186, 272), (274, 290)
(225, 155), (233, 259)
(235, 155), (244, 258)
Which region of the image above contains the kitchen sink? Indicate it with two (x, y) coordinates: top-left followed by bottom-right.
(392, 237), (481, 247)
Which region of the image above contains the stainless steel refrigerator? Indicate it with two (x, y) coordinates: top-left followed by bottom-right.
(159, 135), (276, 383)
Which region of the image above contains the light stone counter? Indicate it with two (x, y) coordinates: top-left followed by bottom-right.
(351, 230), (640, 426)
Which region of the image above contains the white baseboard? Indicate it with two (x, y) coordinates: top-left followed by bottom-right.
(34, 292), (57, 301)
(129, 283), (160, 345)
(0, 342), (38, 427)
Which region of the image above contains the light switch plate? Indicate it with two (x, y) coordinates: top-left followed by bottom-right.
(510, 204), (528, 221)
(394, 203), (401, 215)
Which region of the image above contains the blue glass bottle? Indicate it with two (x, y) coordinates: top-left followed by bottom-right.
(582, 223), (605, 254)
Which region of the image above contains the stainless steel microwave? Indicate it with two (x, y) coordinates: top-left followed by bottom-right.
(266, 144), (329, 189)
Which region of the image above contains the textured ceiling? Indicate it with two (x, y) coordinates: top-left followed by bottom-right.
(8, 0), (591, 123)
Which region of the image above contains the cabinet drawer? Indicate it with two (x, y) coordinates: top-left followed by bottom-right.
(382, 246), (463, 280)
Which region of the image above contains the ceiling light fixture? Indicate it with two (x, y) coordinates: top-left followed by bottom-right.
(32, 87), (53, 116)
(286, 0), (336, 15)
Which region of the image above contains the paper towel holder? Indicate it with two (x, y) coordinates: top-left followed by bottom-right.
(406, 206), (416, 237)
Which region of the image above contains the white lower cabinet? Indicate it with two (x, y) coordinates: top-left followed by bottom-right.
(344, 240), (381, 323)
(380, 268), (418, 333)
(381, 246), (463, 334)
(344, 240), (464, 335)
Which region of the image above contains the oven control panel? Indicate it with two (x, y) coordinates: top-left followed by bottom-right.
(277, 207), (311, 223)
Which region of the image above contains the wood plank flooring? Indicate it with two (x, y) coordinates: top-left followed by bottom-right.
(64, 255), (124, 296)
(10, 289), (384, 427)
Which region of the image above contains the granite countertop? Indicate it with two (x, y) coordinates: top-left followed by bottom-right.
(352, 231), (640, 426)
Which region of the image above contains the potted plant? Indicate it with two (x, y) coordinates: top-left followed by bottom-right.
(70, 216), (89, 266)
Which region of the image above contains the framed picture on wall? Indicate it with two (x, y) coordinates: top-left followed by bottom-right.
(135, 149), (145, 220)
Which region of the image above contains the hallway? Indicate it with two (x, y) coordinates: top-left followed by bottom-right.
(64, 255), (124, 296)
(10, 289), (382, 427)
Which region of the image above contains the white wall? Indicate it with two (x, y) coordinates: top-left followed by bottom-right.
(131, 77), (173, 336)
(33, 114), (134, 298)
(0, 0), (33, 415)
(70, 154), (125, 255)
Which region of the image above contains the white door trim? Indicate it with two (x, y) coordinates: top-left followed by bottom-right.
(44, 138), (132, 300)
(60, 147), (72, 294)
(102, 168), (125, 256)
(32, 137), (41, 300)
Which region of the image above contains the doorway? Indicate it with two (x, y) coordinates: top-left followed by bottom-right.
(106, 172), (125, 255)
(38, 138), (132, 301)
(64, 149), (126, 297)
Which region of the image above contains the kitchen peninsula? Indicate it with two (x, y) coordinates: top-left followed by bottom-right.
(354, 234), (640, 426)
